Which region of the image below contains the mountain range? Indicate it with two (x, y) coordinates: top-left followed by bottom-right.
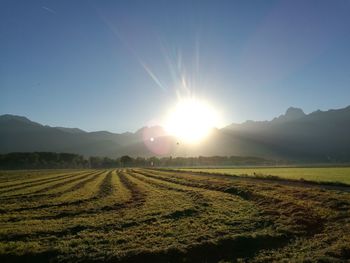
(1, 106), (350, 162)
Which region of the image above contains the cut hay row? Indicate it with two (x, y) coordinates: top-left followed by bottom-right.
(53, 171), (280, 262)
(0, 172), (103, 217)
(134, 168), (253, 199)
(116, 171), (147, 208)
(0, 169), (84, 184)
(116, 170), (212, 225)
(56, 170), (110, 204)
(0, 170), (146, 241)
(0, 170), (90, 195)
(0, 168), (349, 262)
(23, 170), (98, 195)
(0, 170), (107, 213)
(0, 170), (99, 199)
(133, 170), (327, 237)
(135, 169), (350, 260)
(0, 170), (141, 223)
(95, 170), (114, 198)
(0, 170), (89, 190)
(31, 170), (133, 219)
(147, 169), (350, 214)
(127, 170), (208, 209)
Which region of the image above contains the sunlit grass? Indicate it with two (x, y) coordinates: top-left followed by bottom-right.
(178, 167), (350, 185)
(0, 168), (349, 262)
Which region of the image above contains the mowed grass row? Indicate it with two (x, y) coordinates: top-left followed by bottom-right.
(0, 168), (349, 262)
(178, 167), (350, 185)
(0, 173), (99, 202)
(0, 170), (107, 215)
(0, 169), (91, 184)
(0, 168), (260, 261)
(0, 169), (145, 261)
(55, 169), (264, 262)
(140, 169), (350, 261)
(0, 170), (91, 190)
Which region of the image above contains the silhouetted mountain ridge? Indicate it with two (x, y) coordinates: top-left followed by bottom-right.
(224, 106), (350, 161)
(54, 127), (86, 134)
(272, 107), (306, 122)
(1, 105), (350, 162)
(0, 114), (39, 125)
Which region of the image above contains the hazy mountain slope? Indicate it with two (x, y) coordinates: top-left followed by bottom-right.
(224, 106), (350, 161)
(1, 106), (350, 161)
(0, 115), (121, 155)
(54, 127), (86, 134)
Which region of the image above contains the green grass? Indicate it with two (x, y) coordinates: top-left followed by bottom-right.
(178, 167), (350, 185)
(0, 168), (349, 262)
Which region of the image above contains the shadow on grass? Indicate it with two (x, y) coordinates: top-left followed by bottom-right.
(120, 233), (291, 263)
(0, 251), (59, 263)
(0, 233), (290, 263)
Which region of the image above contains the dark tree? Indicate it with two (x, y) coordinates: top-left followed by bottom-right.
(120, 155), (133, 167)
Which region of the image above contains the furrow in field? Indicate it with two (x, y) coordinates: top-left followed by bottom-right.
(0, 171), (148, 240)
(0, 170), (97, 201)
(109, 233), (290, 263)
(0, 170), (89, 195)
(134, 169), (254, 199)
(43, 169), (141, 217)
(0, 171), (90, 199)
(163, 168), (350, 192)
(110, 171), (146, 208)
(0, 168), (206, 241)
(0, 171), (108, 221)
(26, 171), (96, 195)
(3, 170), (143, 222)
(135, 169), (326, 237)
(127, 170), (208, 209)
(39, 170), (294, 262)
(60, 170), (105, 196)
(126, 170), (273, 228)
(0, 168), (349, 263)
(51, 170), (147, 216)
(109, 170), (217, 227)
(149, 169), (350, 211)
(0, 170), (80, 185)
(0, 170), (88, 190)
(95, 170), (114, 198)
(42, 169), (114, 209)
(2, 171), (106, 213)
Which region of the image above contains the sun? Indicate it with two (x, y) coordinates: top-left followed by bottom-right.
(164, 97), (221, 144)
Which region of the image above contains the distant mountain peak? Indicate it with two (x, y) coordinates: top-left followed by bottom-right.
(0, 114), (31, 122)
(0, 114), (42, 126)
(271, 107), (306, 123)
(285, 107), (305, 118)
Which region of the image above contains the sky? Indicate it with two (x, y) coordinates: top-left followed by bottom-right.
(1, 0), (350, 133)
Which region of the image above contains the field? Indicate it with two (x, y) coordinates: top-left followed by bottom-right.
(178, 167), (350, 185)
(0, 168), (350, 262)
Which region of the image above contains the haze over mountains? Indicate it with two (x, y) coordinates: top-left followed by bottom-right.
(1, 106), (350, 162)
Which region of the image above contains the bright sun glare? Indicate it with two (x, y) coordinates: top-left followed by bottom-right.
(164, 98), (221, 144)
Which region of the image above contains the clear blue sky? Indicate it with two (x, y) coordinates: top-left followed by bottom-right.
(1, 0), (350, 132)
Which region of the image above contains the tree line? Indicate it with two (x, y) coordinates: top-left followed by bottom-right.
(0, 152), (276, 170)
(0, 152), (88, 169)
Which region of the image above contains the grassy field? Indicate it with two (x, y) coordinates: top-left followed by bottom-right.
(0, 168), (350, 262)
(178, 167), (350, 185)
